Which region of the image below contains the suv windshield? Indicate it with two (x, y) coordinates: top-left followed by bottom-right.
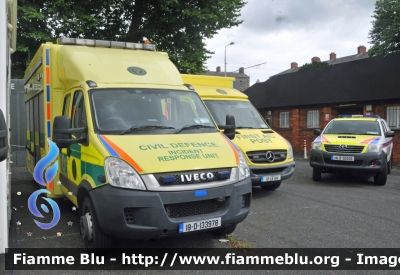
(204, 100), (269, 129)
(323, 120), (381, 135)
(90, 89), (216, 134)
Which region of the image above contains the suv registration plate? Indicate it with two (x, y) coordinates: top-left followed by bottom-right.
(179, 217), (221, 233)
(331, 155), (354, 161)
(261, 175), (281, 182)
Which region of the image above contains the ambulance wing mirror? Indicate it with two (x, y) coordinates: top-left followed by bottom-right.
(52, 116), (87, 148)
(0, 109), (9, 162)
(223, 115), (236, 140)
(314, 129), (321, 135)
(385, 131), (395, 138)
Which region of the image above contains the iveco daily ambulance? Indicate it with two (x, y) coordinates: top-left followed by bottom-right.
(181, 74), (295, 191)
(24, 38), (251, 248)
(310, 115), (395, 185)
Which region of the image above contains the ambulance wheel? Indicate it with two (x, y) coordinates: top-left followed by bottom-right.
(211, 223), (237, 237)
(261, 181), (281, 191)
(80, 197), (113, 248)
(374, 161), (387, 186)
(312, 168), (321, 181)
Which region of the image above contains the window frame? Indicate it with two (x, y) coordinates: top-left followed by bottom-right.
(279, 111), (290, 128)
(307, 110), (319, 128)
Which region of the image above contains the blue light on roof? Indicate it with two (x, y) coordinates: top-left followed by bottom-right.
(338, 114), (380, 118)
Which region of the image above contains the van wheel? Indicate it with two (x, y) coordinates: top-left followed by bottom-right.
(312, 168), (321, 181)
(80, 197), (113, 248)
(211, 224), (237, 237)
(261, 181), (281, 191)
(374, 161), (387, 186)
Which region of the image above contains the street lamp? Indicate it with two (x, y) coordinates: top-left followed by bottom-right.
(224, 42), (234, 77)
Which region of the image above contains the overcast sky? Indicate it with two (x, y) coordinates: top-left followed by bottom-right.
(205, 0), (377, 86)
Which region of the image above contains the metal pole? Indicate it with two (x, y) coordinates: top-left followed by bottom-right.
(224, 42), (234, 77)
(304, 136), (308, 159)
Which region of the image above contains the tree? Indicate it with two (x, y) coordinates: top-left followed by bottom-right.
(368, 0), (400, 57)
(12, 0), (246, 78)
(298, 61), (329, 72)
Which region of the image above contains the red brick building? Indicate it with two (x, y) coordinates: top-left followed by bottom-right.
(244, 50), (400, 163)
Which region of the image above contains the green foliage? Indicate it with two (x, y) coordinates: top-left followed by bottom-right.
(368, 0), (400, 57)
(12, 0), (246, 78)
(298, 61), (329, 71)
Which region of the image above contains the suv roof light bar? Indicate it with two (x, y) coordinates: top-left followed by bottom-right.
(57, 37), (156, 51)
(338, 114), (380, 118)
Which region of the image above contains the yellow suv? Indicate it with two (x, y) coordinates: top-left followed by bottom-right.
(310, 115), (395, 185)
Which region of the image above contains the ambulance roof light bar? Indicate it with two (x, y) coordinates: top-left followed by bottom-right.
(57, 37), (156, 51)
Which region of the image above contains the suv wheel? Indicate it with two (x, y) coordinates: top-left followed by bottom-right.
(312, 168), (321, 181)
(374, 160), (387, 185)
(387, 155), (392, 175)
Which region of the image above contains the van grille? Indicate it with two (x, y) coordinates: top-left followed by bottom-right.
(154, 168), (231, 186)
(247, 150), (287, 164)
(324, 145), (364, 153)
(164, 198), (225, 218)
(124, 208), (135, 224)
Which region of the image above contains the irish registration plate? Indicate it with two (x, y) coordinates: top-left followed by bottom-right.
(179, 217), (221, 233)
(261, 175), (281, 182)
(331, 155), (354, 161)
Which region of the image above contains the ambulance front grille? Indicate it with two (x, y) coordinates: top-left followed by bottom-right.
(246, 150), (287, 163)
(164, 198), (225, 218)
(154, 168), (231, 186)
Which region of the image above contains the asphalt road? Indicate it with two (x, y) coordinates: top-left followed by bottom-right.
(2, 155), (400, 275)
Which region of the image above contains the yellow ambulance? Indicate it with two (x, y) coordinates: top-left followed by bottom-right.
(182, 74), (295, 191)
(24, 38), (252, 248)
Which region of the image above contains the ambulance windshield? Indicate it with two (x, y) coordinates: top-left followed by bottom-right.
(90, 89), (216, 134)
(204, 100), (269, 129)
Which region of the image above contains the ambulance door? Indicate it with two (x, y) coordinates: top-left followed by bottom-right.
(60, 90), (88, 197)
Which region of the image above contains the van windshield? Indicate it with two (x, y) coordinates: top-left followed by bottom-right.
(90, 89), (216, 134)
(204, 100), (269, 129)
(323, 120), (381, 135)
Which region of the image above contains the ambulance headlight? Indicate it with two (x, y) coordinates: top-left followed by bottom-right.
(238, 150), (250, 180)
(312, 142), (322, 150)
(367, 144), (382, 153)
(287, 143), (293, 159)
(105, 157), (146, 190)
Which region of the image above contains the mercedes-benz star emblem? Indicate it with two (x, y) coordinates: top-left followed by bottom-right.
(266, 151), (275, 163)
(339, 144), (347, 149)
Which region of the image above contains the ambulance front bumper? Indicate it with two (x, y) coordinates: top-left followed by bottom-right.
(89, 177), (252, 240)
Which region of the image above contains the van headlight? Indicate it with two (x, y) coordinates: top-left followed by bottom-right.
(238, 150), (250, 180)
(312, 142), (322, 150)
(367, 144), (382, 153)
(105, 157), (146, 190)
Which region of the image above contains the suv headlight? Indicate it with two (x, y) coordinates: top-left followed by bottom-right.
(105, 157), (146, 190)
(238, 150), (250, 180)
(367, 144), (383, 153)
(312, 142), (322, 150)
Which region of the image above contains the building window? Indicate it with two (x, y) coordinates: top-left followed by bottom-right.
(307, 110), (319, 128)
(279, 112), (289, 128)
(387, 106), (400, 129)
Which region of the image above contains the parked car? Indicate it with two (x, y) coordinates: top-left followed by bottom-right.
(309, 115), (395, 185)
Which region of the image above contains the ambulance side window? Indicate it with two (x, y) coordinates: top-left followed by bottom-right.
(62, 95), (71, 117)
(71, 91), (87, 140)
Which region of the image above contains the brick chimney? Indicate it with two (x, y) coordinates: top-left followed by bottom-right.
(329, 52), (336, 60)
(239, 67), (244, 74)
(291, 62), (298, 69)
(216, 66), (221, 72)
(311, 56), (321, 63)
(357, 45), (366, 54)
